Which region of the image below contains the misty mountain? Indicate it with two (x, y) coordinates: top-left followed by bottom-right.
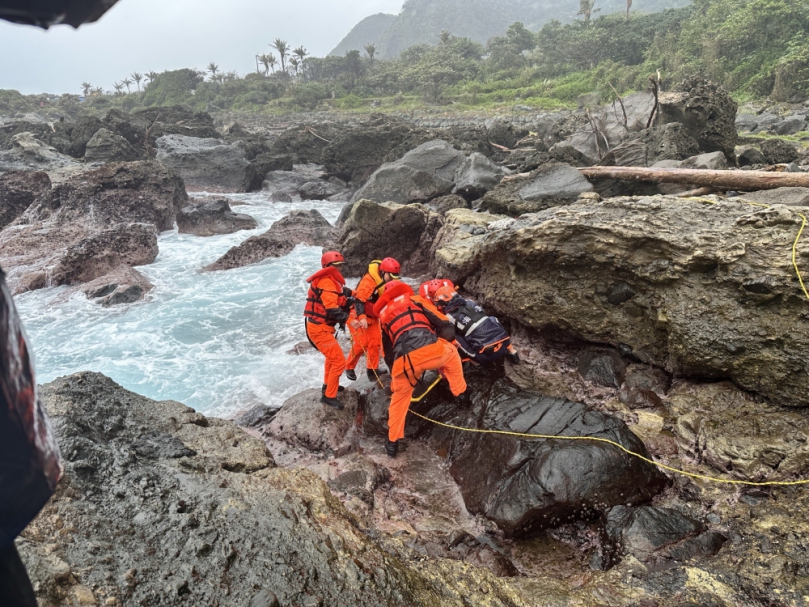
(330, 0), (691, 58)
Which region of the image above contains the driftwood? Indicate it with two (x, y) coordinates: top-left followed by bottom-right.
(579, 166), (809, 190)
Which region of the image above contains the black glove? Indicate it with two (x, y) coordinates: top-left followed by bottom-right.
(326, 307), (349, 324)
(354, 300), (366, 317)
(342, 286), (353, 297)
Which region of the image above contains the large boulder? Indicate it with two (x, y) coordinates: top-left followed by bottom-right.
(0, 132), (80, 174)
(20, 372), (521, 607)
(83, 128), (140, 163)
(452, 152), (510, 201)
(204, 209), (337, 272)
(176, 198), (257, 237)
(429, 208), (509, 278)
(0, 161), (186, 293)
(478, 163), (593, 215)
(461, 196), (809, 407)
(242, 153), (293, 192)
(156, 134), (250, 192)
(760, 138), (801, 165)
(261, 163), (350, 201)
(81, 265), (154, 307)
(337, 199), (443, 276)
(0, 170), (50, 230)
(352, 139), (464, 204)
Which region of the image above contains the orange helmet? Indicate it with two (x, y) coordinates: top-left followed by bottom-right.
(420, 278), (455, 301)
(433, 286), (456, 306)
(321, 251), (345, 268)
(379, 257), (401, 277)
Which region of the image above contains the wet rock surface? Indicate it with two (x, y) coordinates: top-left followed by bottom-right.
(204, 209), (337, 272)
(0, 161), (186, 294)
(0, 132), (80, 175)
(80, 265), (153, 307)
(459, 195), (809, 408)
(83, 128), (139, 164)
(262, 163), (351, 202)
(155, 134), (250, 192)
(0, 170), (50, 229)
(176, 197), (257, 236)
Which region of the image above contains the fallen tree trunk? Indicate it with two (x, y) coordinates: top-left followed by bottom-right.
(579, 166), (809, 190)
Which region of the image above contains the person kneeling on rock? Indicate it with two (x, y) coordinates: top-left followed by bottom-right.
(432, 286), (520, 366)
(374, 280), (467, 458)
(345, 257), (399, 383)
(304, 251), (353, 410)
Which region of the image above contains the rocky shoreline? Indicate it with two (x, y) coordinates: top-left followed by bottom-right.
(4, 77), (809, 606)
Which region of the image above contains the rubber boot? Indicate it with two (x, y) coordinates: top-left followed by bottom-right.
(506, 346), (521, 365)
(321, 394), (344, 410)
(345, 369), (357, 381)
(366, 368), (381, 382)
(385, 438), (398, 458)
(322, 384), (345, 393)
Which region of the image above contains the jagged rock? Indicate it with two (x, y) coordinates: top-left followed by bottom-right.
(736, 146), (767, 167)
(598, 123), (701, 171)
(338, 199), (442, 276)
(261, 163), (350, 201)
(461, 196), (809, 407)
(0, 161), (185, 293)
(233, 405), (277, 430)
(68, 115), (108, 158)
(0, 132), (79, 174)
(478, 163), (593, 215)
(298, 178), (350, 201)
(741, 187), (809, 207)
(83, 128), (139, 163)
(429, 194), (469, 215)
(81, 265), (153, 306)
(352, 139), (464, 204)
(578, 349), (627, 389)
(657, 77), (738, 160)
(204, 209), (336, 272)
(242, 153), (294, 192)
(156, 135), (250, 192)
(429, 208), (508, 278)
(760, 138), (801, 164)
(0, 170), (50, 229)
(452, 152), (509, 201)
(404, 375), (667, 537)
(176, 198), (257, 237)
(681, 151), (729, 170)
(485, 117), (527, 149)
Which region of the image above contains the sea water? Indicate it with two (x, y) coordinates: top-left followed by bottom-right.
(14, 194), (347, 419)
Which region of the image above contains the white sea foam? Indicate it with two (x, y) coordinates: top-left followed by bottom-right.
(15, 194), (348, 419)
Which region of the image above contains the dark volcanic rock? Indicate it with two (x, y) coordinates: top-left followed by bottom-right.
(0, 132), (80, 174)
(338, 199), (443, 276)
(204, 209), (336, 271)
(0, 170), (50, 229)
(177, 198), (257, 236)
(242, 153), (294, 192)
(19, 372), (518, 607)
(81, 265), (153, 307)
(578, 349), (627, 389)
(452, 152), (509, 201)
(155, 135), (250, 192)
(737, 146), (767, 167)
(479, 163), (593, 215)
(0, 161), (186, 293)
(83, 128), (140, 163)
(760, 138), (801, 165)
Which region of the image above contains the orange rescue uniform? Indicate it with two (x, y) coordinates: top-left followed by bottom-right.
(304, 273), (347, 399)
(378, 290), (466, 442)
(346, 273), (383, 372)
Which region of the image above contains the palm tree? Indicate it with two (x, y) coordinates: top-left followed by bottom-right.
(123, 78), (132, 94)
(207, 62), (219, 80)
(364, 43), (377, 62)
(439, 30), (451, 44)
(113, 82), (124, 95)
(626, 0), (632, 20)
(81, 82), (92, 96)
(258, 53), (271, 75)
(145, 71), (158, 84)
(224, 70), (238, 81)
(578, 0), (597, 23)
(131, 72), (143, 91)
(267, 54), (278, 73)
(271, 38), (289, 73)
(93, 87), (104, 95)
(289, 57), (300, 75)
(293, 46), (307, 63)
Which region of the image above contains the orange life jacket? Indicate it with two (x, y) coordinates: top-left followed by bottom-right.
(376, 282), (434, 346)
(304, 266), (346, 325)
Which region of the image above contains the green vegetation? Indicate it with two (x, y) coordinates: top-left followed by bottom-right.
(3, 0), (809, 118)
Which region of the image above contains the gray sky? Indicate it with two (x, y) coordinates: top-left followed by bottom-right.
(0, 0), (404, 95)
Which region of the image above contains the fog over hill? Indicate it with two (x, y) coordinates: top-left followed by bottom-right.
(331, 0), (691, 58)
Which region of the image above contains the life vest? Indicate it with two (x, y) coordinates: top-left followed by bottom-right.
(304, 266), (346, 325)
(363, 260), (387, 320)
(375, 282), (434, 346)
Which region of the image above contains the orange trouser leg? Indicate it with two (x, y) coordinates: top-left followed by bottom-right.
(306, 321), (346, 398)
(387, 339), (467, 442)
(346, 318), (382, 370)
(346, 322), (365, 371)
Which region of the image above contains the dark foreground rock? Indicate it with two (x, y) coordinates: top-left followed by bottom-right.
(0, 170), (50, 229)
(204, 209), (337, 272)
(455, 196), (809, 408)
(176, 198), (257, 236)
(0, 161), (186, 293)
(18, 372), (528, 607)
(80, 265), (154, 306)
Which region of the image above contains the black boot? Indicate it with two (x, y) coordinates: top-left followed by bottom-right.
(321, 394), (344, 410)
(506, 349), (521, 365)
(366, 368), (382, 382)
(345, 369), (357, 381)
(385, 438), (398, 458)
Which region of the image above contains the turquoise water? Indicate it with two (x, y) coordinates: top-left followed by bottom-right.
(15, 194), (346, 419)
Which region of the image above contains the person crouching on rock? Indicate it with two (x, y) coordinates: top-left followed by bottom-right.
(304, 251), (353, 410)
(345, 257), (400, 384)
(373, 280), (467, 458)
(432, 285), (520, 366)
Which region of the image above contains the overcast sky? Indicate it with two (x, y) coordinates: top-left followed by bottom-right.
(0, 0), (404, 95)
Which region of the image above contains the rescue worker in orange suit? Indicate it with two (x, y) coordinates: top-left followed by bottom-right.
(433, 285), (521, 366)
(345, 257), (400, 383)
(304, 251), (353, 410)
(373, 280), (467, 458)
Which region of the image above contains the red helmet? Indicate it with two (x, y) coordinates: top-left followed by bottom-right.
(321, 251), (345, 268)
(379, 257), (401, 277)
(434, 285), (456, 306)
(421, 278), (455, 301)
